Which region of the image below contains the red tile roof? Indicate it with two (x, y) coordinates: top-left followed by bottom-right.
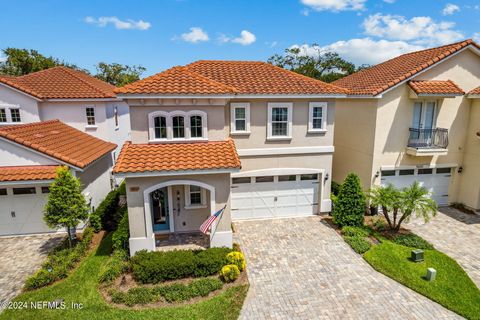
(115, 61), (348, 95)
(469, 86), (480, 95)
(333, 39), (480, 96)
(408, 80), (464, 95)
(0, 120), (116, 169)
(0, 66), (116, 99)
(0, 165), (60, 182)
(113, 140), (241, 174)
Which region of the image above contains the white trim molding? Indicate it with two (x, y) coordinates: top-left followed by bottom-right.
(184, 184), (207, 209)
(308, 102), (328, 133)
(230, 102), (251, 135)
(232, 167), (322, 178)
(114, 168), (239, 179)
(237, 146), (334, 157)
(267, 102), (293, 140)
(148, 110), (208, 142)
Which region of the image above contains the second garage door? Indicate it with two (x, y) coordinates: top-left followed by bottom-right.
(231, 173), (320, 221)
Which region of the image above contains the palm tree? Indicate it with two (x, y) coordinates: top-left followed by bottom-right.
(367, 184), (402, 229)
(396, 181), (437, 232)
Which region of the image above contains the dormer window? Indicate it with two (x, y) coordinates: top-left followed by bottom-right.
(10, 109), (21, 123)
(0, 109), (6, 123)
(86, 107), (95, 126)
(148, 110), (207, 142)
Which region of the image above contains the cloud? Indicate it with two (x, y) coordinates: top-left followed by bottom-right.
(474, 32), (480, 43)
(84, 16), (151, 30)
(292, 38), (423, 65)
(219, 30), (256, 45)
(266, 41), (278, 48)
(383, 0), (396, 3)
(300, 0), (366, 12)
(180, 27), (209, 43)
(363, 13), (464, 45)
(442, 3), (460, 15)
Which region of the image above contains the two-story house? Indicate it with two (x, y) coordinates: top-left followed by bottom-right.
(333, 39), (480, 211)
(113, 61), (347, 254)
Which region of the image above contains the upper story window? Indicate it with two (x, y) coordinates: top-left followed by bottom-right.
(412, 101), (437, 130)
(114, 106), (119, 128)
(308, 102), (327, 133)
(267, 103), (292, 140)
(0, 108), (6, 123)
(86, 107), (96, 126)
(230, 103), (250, 135)
(0, 103), (22, 124)
(148, 110), (207, 142)
(10, 109), (21, 123)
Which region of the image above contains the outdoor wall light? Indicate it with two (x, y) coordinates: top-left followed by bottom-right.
(324, 173), (329, 183)
(458, 166), (463, 173)
(375, 171), (380, 178)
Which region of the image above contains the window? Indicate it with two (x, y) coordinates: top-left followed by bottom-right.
(13, 187), (36, 195)
(418, 168), (433, 175)
(10, 109), (21, 123)
(399, 169), (415, 176)
(436, 167), (451, 174)
(185, 185), (206, 208)
(114, 106), (119, 128)
(86, 107), (95, 126)
(172, 116), (185, 138)
(0, 109), (6, 123)
(268, 103), (292, 139)
(278, 175), (296, 182)
(309, 102), (327, 132)
(255, 176), (274, 183)
(230, 103), (250, 134)
(154, 116), (167, 139)
(41, 187), (50, 194)
(381, 170), (396, 176)
(190, 115), (203, 138)
(0, 189), (7, 196)
(232, 177), (251, 184)
(300, 174), (318, 181)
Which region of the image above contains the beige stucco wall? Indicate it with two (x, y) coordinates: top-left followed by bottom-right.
(124, 173), (231, 239)
(332, 98), (378, 189)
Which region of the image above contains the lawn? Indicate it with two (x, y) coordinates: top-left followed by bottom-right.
(0, 234), (248, 320)
(364, 241), (480, 320)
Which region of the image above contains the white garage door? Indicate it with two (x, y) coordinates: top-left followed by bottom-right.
(381, 167), (452, 205)
(0, 185), (53, 236)
(231, 173), (320, 221)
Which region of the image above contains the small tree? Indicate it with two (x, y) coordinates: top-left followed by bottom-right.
(332, 173), (366, 227)
(367, 184), (402, 229)
(44, 167), (89, 247)
(396, 181), (437, 232)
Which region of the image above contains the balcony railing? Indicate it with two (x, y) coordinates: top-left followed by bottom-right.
(408, 128), (449, 149)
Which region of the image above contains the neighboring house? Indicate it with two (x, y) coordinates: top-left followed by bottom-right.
(0, 120), (117, 236)
(113, 61), (347, 254)
(0, 66), (130, 157)
(333, 39), (480, 210)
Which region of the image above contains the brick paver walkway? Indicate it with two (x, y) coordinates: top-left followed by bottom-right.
(0, 234), (64, 305)
(406, 207), (480, 288)
(234, 217), (461, 320)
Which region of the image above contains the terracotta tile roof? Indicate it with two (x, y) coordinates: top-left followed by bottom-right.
(333, 39), (480, 96)
(469, 86), (480, 95)
(115, 61), (348, 95)
(0, 165), (59, 182)
(113, 139), (241, 174)
(0, 66), (116, 99)
(408, 80), (464, 95)
(0, 120), (116, 169)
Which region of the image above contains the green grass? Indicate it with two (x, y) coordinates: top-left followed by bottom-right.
(364, 241), (480, 320)
(1, 234), (248, 320)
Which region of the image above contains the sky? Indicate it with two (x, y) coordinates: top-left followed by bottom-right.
(0, 0), (479, 76)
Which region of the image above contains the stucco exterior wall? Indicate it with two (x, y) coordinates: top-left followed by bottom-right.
(0, 140), (58, 166)
(0, 85), (40, 124)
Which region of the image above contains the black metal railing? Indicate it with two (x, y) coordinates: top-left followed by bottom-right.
(408, 128), (449, 149)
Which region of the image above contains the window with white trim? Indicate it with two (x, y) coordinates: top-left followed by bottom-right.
(185, 185), (207, 208)
(308, 102), (327, 132)
(114, 106), (119, 128)
(86, 107), (95, 126)
(0, 108), (6, 123)
(148, 110), (208, 142)
(10, 109), (21, 123)
(230, 103), (250, 134)
(267, 103), (292, 139)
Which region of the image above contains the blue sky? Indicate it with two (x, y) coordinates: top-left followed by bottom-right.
(0, 0), (479, 76)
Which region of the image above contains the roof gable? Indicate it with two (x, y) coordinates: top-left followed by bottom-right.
(408, 80), (464, 96)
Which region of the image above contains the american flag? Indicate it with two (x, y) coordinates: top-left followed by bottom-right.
(199, 205), (226, 234)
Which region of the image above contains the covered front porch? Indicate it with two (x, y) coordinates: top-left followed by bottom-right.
(155, 232), (209, 251)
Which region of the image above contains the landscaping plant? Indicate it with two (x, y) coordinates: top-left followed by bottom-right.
(226, 252), (246, 272)
(43, 167), (89, 247)
(221, 264), (240, 283)
(332, 173), (366, 227)
(392, 233), (434, 250)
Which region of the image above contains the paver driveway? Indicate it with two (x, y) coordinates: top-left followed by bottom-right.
(406, 207), (480, 288)
(234, 217), (460, 320)
(0, 234), (64, 304)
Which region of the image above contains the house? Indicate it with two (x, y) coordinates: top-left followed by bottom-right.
(0, 120), (117, 235)
(332, 39), (480, 211)
(113, 61), (347, 254)
(0, 66), (130, 157)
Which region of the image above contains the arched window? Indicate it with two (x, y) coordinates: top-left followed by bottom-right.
(172, 116), (185, 138)
(190, 115), (203, 138)
(154, 116), (167, 139)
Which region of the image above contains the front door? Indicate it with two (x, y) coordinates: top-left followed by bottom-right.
(151, 187), (170, 232)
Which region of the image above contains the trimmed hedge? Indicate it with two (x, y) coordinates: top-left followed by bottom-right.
(341, 226), (371, 238)
(110, 278), (224, 306)
(344, 236), (371, 254)
(131, 248), (232, 284)
(332, 173), (366, 227)
(392, 233), (434, 250)
(90, 182), (125, 232)
(24, 227), (94, 290)
(112, 207), (129, 252)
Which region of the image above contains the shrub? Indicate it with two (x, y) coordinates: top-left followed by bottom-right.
(372, 217), (387, 232)
(331, 181), (341, 196)
(189, 278), (223, 297)
(344, 236), (371, 254)
(392, 233), (434, 250)
(131, 248), (233, 284)
(89, 184), (125, 232)
(112, 207), (129, 252)
(226, 251), (246, 272)
(99, 250), (130, 283)
(332, 173), (366, 228)
(341, 226), (371, 238)
(221, 264), (240, 283)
